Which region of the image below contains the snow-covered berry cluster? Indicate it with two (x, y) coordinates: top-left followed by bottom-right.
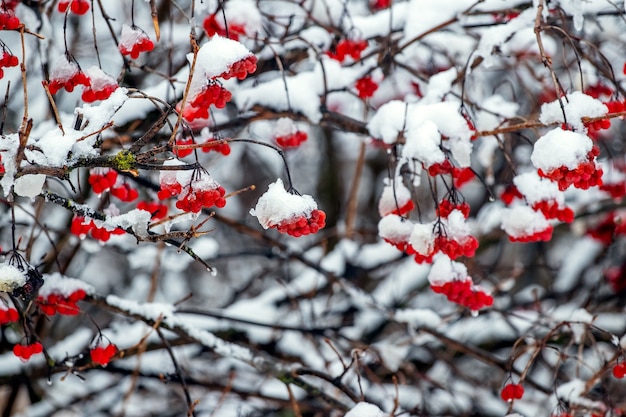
(90, 343), (118, 366)
(378, 179), (414, 217)
(81, 66), (118, 102)
(532, 128), (603, 191)
(250, 179), (326, 237)
(355, 76), (378, 99)
(201, 138), (231, 155)
(118, 25), (154, 59)
(500, 383), (524, 402)
(71, 215), (125, 242)
(137, 201), (168, 220)
(47, 56), (90, 95)
(427, 160), (475, 188)
(89, 168), (118, 193)
(182, 83), (232, 121)
(0, 50), (18, 79)
(428, 254), (493, 312)
(58, 0), (90, 15)
(378, 214), (414, 252)
(0, 3), (20, 30)
(158, 163), (227, 213)
(273, 118), (308, 149)
(13, 342), (43, 362)
(327, 39), (368, 62)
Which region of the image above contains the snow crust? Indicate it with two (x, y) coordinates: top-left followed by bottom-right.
(531, 128), (593, 171)
(250, 179), (317, 228)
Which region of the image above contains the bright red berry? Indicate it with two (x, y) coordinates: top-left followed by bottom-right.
(0, 306), (19, 325)
(90, 344), (118, 366)
(500, 383), (524, 402)
(13, 342), (43, 362)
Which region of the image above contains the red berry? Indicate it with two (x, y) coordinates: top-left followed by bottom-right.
(90, 344), (118, 366)
(500, 383), (524, 402)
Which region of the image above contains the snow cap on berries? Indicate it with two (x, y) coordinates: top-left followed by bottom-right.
(191, 35), (256, 82)
(501, 205), (552, 241)
(539, 92), (608, 132)
(513, 171), (563, 205)
(378, 214), (414, 244)
(0, 262), (27, 292)
(427, 253), (469, 286)
(378, 178), (413, 217)
(531, 128), (593, 172)
(250, 179), (318, 229)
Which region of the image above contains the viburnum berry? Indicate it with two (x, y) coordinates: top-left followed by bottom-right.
(203, 13), (246, 40)
(137, 201), (168, 221)
(586, 212), (626, 246)
(532, 200), (574, 223)
(110, 183), (139, 202)
(250, 179), (326, 237)
(501, 184), (524, 205)
(90, 343), (118, 366)
(273, 118), (308, 148)
(174, 137), (195, 158)
(81, 66), (118, 102)
(37, 289), (86, 316)
(327, 39), (368, 62)
(13, 342), (43, 362)
(58, 0), (90, 15)
(0, 9), (20, 30)
(176, 184), (227, 213)
(119, 25), (154, 59)
(71, 216), (94, 239)
(158, 163), (227, 212)
(378, 180), (414, 217)
(355, 76), (378, 99)
(431, 279), (494, 311)
(201, 138), (231, 155)
(218, 55), (257, 81)
(89, 168), (118, 194)
(182, 82), (232, 121)
(612, 362), (626, 379)
(437, 200), (470, 219)
(0, 305), (19, 325)
(47, 56), (91, 95)
(0, 51), (19, 80)
(500, 383), (524, 402)
(453, 167), (475, 188)
(378, 214), (414, 252)
(90, 224), (125, 243)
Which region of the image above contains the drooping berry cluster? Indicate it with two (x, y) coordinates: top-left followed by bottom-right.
(90, 344), (118, 366)
(13, 342), (43, 362)
(500, 383), (524, 402)
(174, 137), (195, 158)
(378, 214), (414, 252)
(355, 76), (378, 99)
(327, 39), (368, 62)
(37, 289), (86, 316)
(275, 209), (326, 237)
(531, 200), (574, 223)
(203, 13), (246, 40)
(137, 201), (168, 221)
(118, 25), (154, 59)
(158, 167), (227, 213)
(47, 57), (90, 95)
(507, 225), (553, 243)
(81, 67), (118, 102)
(538, 146), (602, 191)
(437, 200), (470, 219)
(433, 235), (479, 260)
(431, 279), (494, 311)
(110, 182), (139, 202)
(88, 168), (117, 194)
(182, 83), (232, 121)
(58, 0), (90, 15)
(0, 305), (19, 325)
(276, 131), (308, 148)
(218, 55), (257, 80)
(250, 179), (326, 238)
(427, 160), (475, 188)
(0, 3), (20, 30)
(0, 50), (18, 79)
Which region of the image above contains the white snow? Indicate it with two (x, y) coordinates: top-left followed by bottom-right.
(513, 171), (563, 205)
(14, 174), (46, 198)
(531, 128), (593, 171)
(427, 254), (469, 286)
(249, 178), (317, 228)
(500, 205), (551, 239)
(344, 402), (386, 417)
(539, 92), (608, 132)
(0, 263), (27, 292)
(378, 178), (412, 216)
(38, 273), (94, 298)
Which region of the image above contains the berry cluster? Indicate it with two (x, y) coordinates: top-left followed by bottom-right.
(431, 279), (493, 311)
(600, 182), (626, 199)
(508, 225), (553, 243)
(218, 55), (257, 80)
(89, 168), (118, 194)
(327, 39), (368, 62)
(47, 58), (90, 95)
(538, 146), (603, 191)
(613, 362), (626, 378)
(81, 67), (118, 102)
(355, 76), (378, 99)
(378, 215), (414, 252)
(13, 342), (43, 362)
(437, 200), (470, 219)
(119, 26), (154, 59)
(71, 216), (125, 242)
(203, 13), (246, 40)
(0, 306), (19, 325)
(531, 200), (574, 223)
(272, 209), (326, 237)
(38, 289), (86, 316)
(58, 0), (90, 15)
(427, 161), (475, 188)
(174, 137), (195, 158)
(182, 83), (232, 121)
(501, 184), (523, 205)
(586, 212), (626, 246)
(110, 183), (139, 202)
(0, 7), (20, 30)
(0, 51), (18, 79)
(500, 383), (524, 402)
(137, 201), (168, 220)
(434, 235), (479, 260)
(158, 170), (227, 213)
(276, 131), (308, 148)
(90, 344), (118, 366)
(201, 139), (231, 155)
